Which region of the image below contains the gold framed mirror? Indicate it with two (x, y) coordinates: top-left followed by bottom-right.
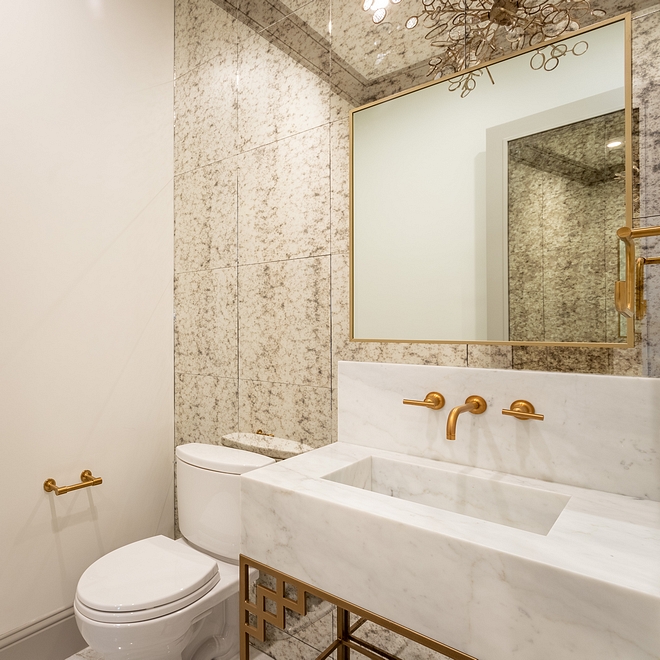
(350, 14), (634, 347)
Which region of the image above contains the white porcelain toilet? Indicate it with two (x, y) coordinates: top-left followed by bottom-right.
(74, 444), (275, 660)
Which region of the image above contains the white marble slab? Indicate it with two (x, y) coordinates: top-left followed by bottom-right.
(222, 432), (313, 460)
(337, 361), (660, 500)
(241, 442), (660, 660)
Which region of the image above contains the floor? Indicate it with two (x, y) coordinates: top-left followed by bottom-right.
(67, 647), (272, 660)
(68, 650), (104, 660)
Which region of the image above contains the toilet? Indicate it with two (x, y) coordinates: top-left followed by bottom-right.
(74, 443), (275, 660)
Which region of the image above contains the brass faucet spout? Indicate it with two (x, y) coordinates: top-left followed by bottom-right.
(446, 396), (487, 440)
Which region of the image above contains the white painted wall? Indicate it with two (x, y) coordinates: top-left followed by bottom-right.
(0, 0), (174, 642)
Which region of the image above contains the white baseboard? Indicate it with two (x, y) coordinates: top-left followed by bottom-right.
(0, 608), (85, 660)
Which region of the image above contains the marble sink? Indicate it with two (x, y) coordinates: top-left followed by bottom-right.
(323, 455), (570, 535)
(241, 442), (660, 660)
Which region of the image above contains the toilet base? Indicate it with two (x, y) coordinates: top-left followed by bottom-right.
(75, 547), (252, 660)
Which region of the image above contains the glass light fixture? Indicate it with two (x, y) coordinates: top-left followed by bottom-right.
(362, 0), (606, 85)
(363, 0), (397, 24)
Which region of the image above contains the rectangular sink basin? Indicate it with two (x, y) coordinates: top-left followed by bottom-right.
(323, 456), (570, 535)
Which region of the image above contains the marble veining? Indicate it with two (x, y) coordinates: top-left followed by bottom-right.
(508, 112), (628, 345)
(174, 157), (238, 273)
(238, 380), (332, 448)
(175, 373), (238, 444)
(330, 119), (350, 255)
(174, 50), (239, 174)
(242, 441), (660, 660)
(175, 0), (238, 78)
(237, 26), (330, 152)
(338, 361), (660, 500)
(237, 125), (330, 264)
(238, 257), (331, 388)
(174, 267), (238, 377)
(222, 431), (313, 459)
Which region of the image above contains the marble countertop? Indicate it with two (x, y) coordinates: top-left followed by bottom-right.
(241, 442), (660, 659)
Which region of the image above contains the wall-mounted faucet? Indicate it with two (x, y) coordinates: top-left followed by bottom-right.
(446, 396), (487, 440)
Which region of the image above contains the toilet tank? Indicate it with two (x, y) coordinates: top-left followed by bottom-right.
(176, 444), (275, 562)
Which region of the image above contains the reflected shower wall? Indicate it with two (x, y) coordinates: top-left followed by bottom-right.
(508, 111), (631, 346)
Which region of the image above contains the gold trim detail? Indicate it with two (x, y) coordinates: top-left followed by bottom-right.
(616, 225), (660, 319)
(502, 400), (544, 421)
(349, 13), (634, 349)
(240, 555), (478, 660)
(402, 391), (445, 410)
(43, 470), (102, 496)
(635, 255), (660, 320)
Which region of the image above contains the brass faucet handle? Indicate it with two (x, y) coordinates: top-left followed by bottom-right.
(502, 400), (544, 421)
(403, 392), (445, 410)
(465, 395), (487, 414)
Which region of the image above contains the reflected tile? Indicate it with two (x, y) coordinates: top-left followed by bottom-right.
(238, 126), (330, 264)
(398, 639), (454, 660)
(239, 380), (332, 448)
(545, 346), (612, 374)
(612, 345), (643, 376)
(508, 160), (544, 342)
(632, 9), (660, 217)
(343, 615), (407, 657)
(512, 345), (548, 371)
(540, 174), (610, 344)
(251, 628), (322, 660)
(175, 53), (238, 173)
(175, 373), (238, 444)
(467, 344), (512, 369)
(643, 241), (660, 375)
(174, 158), (237, 273)
(261, 0), (332, 81)
(175, 0), (237, 78)
(234, 0), (316, 34)
(174, 268), (237, 377)
(513, 345), (614, 375)
(239, 257), (331, 387)
(238, 27), (330, 151)
(331, 119), (350, 254)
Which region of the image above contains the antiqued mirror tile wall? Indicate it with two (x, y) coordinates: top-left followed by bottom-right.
(173, 1), (660, 656)
(174, 0), (660, 450)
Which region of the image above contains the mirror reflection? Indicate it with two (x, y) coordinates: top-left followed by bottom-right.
(351, 18), (631, 345)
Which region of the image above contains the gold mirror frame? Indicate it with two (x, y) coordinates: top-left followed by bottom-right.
(349, 13), (634, 348)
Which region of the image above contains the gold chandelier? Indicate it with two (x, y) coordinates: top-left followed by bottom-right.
(362, 0), (606, 82)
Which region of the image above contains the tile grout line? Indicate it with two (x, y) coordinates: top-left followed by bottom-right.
(175, 119), (341, 179)
(235, 31), (242, 436)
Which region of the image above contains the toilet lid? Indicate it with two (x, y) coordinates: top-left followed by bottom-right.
(77, 536), (218, 613)
(176, 443), (275, 474)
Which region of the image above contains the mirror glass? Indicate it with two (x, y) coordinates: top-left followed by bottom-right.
(351, 18), (631, 345)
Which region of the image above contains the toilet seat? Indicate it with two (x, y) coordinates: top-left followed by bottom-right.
(75, 535), (220, 624)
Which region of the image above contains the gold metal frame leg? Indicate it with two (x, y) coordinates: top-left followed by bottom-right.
(239, 555), (477, 660)
(337, 606), (351, 660)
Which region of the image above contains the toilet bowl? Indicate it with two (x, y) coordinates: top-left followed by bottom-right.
(74, 444), (275, 660)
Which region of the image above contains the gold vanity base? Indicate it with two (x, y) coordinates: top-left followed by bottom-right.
(240, 555), (477, 660)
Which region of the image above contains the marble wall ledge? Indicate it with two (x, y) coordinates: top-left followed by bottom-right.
(337, 361), (660, 500)
(222, 432), (313, 460)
